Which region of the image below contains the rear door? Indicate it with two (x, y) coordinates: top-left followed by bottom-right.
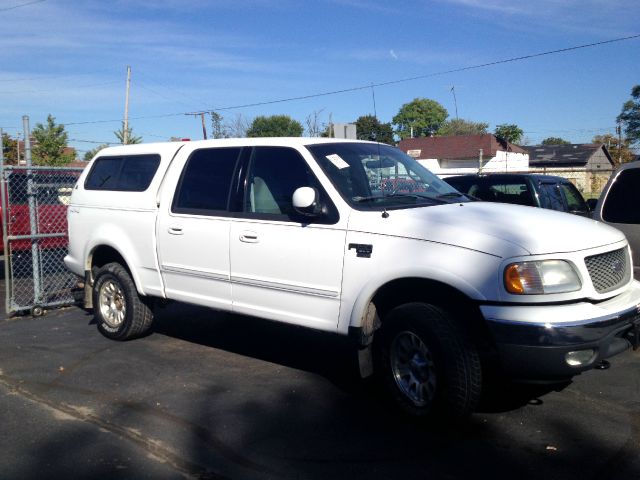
(156, 146), (243, 310)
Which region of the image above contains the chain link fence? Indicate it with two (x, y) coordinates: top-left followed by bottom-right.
(1, 166), (84, 315)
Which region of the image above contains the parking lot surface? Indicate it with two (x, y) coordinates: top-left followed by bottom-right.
(1, 298), (640, 479)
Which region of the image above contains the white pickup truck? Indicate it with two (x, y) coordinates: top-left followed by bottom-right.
(65, 137), (640, 419)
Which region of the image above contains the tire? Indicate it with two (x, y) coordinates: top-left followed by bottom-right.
(374, 302), (482, 419)
(92, 262), (154, 340)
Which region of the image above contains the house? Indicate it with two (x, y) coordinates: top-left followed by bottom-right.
(398, 134), (529, 177)
(522, 143), (614, 194)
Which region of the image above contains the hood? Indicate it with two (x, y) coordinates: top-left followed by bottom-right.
(347, 202), (626, 258)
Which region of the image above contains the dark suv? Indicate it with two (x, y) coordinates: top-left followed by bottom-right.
(444, 173), (590, 217)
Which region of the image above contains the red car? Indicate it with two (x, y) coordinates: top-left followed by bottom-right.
(1, 171), (77, 254)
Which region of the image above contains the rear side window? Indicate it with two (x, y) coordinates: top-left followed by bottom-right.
(172, 147), (241, 215)
(602, 168), (640, 224)
(85, 154), (160, 191)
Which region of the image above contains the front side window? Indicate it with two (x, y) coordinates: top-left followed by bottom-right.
(559, 183), (588, 214)
(308, 142), (466, 210)
(242, 146), (337, 223)
(172, 147), (241, 215)
(602, 168), (640, 224)
(538, 183), (565, 211)
(85, 155), (160, 191)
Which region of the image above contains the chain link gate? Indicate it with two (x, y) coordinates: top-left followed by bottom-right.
(1, 166), (84, 315)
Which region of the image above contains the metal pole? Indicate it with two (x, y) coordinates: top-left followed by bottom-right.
(0, 129), (8, 313)
(478, 148), (483, 174)
(23, 115), (42, 306)
(123, 65), (131, 145)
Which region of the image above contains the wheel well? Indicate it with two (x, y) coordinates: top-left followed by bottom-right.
(89, 246), (132, 282)
(370, 278), (493, 351)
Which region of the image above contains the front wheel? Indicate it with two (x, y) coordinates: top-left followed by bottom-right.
(374, 302), (482, 419)
(93, 262), (154, 340)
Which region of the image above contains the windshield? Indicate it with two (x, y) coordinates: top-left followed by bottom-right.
(307, 142), (468, 209)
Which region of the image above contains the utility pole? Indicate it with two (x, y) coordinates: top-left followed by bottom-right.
(616, 121), (622, 164)
(451, 86), (459, 120)
(0, 128), (4, 168)
(200, 112), (207, 140)
(123, 65), (131, 145)
(185, 112), (208, 140)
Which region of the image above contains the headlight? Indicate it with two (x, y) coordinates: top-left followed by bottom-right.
(504, 260), (581, 295)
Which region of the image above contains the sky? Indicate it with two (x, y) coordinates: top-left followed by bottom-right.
(0, 0), (639, 157)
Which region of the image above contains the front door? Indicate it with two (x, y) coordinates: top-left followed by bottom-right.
(229, 146), (346, 331)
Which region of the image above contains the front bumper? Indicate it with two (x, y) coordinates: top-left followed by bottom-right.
(481, 281), (640, 381)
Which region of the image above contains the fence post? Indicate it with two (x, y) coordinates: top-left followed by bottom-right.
(0, 129), (8, 313)
(23, 116), (42, 306)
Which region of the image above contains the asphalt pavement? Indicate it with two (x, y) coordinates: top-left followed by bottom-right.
(1, 284), (640, 479)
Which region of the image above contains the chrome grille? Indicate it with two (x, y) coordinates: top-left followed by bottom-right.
(585, 248), (631, 293)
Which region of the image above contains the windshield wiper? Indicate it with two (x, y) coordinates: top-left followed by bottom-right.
(353, 193), (445, 204)
(437, 192), (466, 199)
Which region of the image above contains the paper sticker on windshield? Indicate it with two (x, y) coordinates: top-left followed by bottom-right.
(326, 154), (350, 169)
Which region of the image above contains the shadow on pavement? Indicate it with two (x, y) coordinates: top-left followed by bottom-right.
(151, 300), (562, 416)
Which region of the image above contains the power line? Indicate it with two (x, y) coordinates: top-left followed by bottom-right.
(0, 0), (46, 12)
(63, 33), (640, 126)
(0, 81), (119, 96)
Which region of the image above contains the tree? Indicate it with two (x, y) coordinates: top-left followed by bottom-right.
(392, 98), (448, 139)
(617, 84), (640, 146)
(437, 118), (488, 136)
(593, 133), (635, 165)
(114, 122), (142, 144)
(1, 133), (18, 165)
(305, 109), (326, 138)
(541, 137), (570, 145)
(246, 115), (303, 137)
(32, 114), (74, 166)
(494, 124), (524, 144)
(210, 111), (228, 139)
(225, 113), (250, 138)
(355, 115), (395, 144)
(83, 144), (109, 161)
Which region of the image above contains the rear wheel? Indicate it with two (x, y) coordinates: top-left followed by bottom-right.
(374, 302), (482, 419)
(93, 262), (154, 340)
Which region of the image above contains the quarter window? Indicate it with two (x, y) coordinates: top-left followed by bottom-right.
(85, 155), (160, 191)
(172, 147), (241, 215)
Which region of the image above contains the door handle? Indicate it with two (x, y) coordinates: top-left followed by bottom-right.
(168, 225), (183, 235)
(239, 231), (259, 243)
